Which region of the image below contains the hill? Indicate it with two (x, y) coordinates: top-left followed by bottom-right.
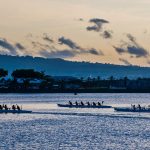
(0, 55), (150, 78)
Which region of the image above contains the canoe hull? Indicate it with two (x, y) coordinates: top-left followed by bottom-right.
(0, 110), (32, 114)
(114, 107), (150, 113)
(57, 104), (112, 108)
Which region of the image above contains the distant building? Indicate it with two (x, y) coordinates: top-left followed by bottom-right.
(53, 76), (78, 81)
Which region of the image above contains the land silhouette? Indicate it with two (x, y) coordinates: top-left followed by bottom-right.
(0, 55), (150, 78)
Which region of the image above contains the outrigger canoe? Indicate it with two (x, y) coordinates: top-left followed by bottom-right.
(114, 107), (150, 113)
(0, 109), (32, 114)
(57, 104), (112, 108)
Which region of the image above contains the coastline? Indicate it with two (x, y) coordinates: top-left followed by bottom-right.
(0, 88), (150, 93)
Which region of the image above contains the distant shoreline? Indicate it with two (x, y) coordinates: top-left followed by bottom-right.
(0, 89), (150, 93)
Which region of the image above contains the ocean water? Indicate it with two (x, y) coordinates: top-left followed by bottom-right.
(0, 93), (150, 150)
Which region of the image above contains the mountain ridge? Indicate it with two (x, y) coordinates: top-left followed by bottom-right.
(0, 55), (150, 78)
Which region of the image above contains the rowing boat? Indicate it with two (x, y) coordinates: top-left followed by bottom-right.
(0, 109), (32, 114)
(114, 107), (150, 113)
(57, 104), (112, 108)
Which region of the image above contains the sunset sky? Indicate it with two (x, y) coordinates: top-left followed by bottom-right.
(0, 0), (150, 66)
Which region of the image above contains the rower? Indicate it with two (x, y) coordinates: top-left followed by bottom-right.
(12, 105), (16, 110)
(138, 104), (141, 110)
(102, 101), (104, 105)
(87, 102), (90, 106)
(75, 101), (78, 106)
(98, 102), (101, 106)
(69, 101), (73, 106)
(81, 101), (84, 106)
(0, 105), (3, 110)
(4, 105), (8, 110)
(93, 102), (96, 106)
(132, 105), (136, 111)
(16, 105), (21, 110)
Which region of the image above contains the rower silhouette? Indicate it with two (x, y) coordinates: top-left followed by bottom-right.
(0, 105), (3, 110)
(98, 102), (101, 106)
(12, 105), (16, 110)
(16, 105), (21, 110)
(69, 101), (73, 105)
(75, 101), (78, 106)
(93, 102), (96, 106)
(81, 101), (84, 106)
(138, 104), (141, 110)
(87, 102), (90, 106)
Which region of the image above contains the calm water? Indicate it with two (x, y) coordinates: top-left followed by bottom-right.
(0, 93), (150, 150)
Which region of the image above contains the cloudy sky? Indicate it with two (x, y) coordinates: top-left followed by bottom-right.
(0, 0), (150, 66)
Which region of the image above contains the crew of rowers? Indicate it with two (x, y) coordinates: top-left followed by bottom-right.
(68, 101), (104, 106)
(0, 104), (21, 110)
(131, 104), (142, 110)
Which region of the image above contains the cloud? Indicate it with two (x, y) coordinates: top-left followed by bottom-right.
(58, 36), (103, 56)
(87, 18), (109, 32)
(101, 30), (112, 39)
(39, 49), (76, 58)
(39, 47), (103, 59)
(31, 41), (52, 49)
(87, 26), (99, 32)
(39, 37), (103, 58)
(119, 58), (131, 65)
(58, 37), (80, 49)
(127, 46), (148, 58)
(113, 46), (125, 54)
(114, 34), (149, 58)
(88, 48), (103, 55)
(15, 43), (25, 50)
(43, 33), (54, 43)
(0, 39), (18, 55)
(126, 34), (137, 44)
(79, 18), (84, 21)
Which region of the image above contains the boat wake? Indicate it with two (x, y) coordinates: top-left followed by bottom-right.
(32, 111), (150, 120)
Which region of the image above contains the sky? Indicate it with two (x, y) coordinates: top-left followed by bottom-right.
(0, 0), (150, 66)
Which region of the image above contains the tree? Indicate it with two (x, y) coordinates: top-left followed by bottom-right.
(0, 68), (8, 78)
(11, 69), (45, 79)
(109, 76), (114, 87)
(124, 76), (128, 88)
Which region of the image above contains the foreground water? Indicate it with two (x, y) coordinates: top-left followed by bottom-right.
(0, 93), (150, 150)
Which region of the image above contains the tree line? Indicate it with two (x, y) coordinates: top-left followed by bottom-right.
(1, 68), (150, 92)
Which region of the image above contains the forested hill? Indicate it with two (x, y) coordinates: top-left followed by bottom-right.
(0, 55), (150, 78)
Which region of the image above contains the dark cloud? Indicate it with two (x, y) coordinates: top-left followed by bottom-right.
(0, 39), (17, 55)
(39, 47), (103, 59)
(113, 46), (125, 54)
(126, 34), (137, 44)
(127, 46), (148, 58)
(31, 41), (52, 49)
(58, 36), (103, 56)
(90, 18), (109, 24)
(101, 30), (112, 39)
(58, 37), (80, 49)
(88, 48), (103, 55)
(114, 34), (149, 58)
(43, 34), (54, 43)
(87, 18), (109, 32)
(87, 26), (98, 32)
(39, 37), (103, 58)
(119, 58), (131, 65)
(114, 45), (148, 58)
(15, 43), (25, 50)
(39, 49), (76, 58)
